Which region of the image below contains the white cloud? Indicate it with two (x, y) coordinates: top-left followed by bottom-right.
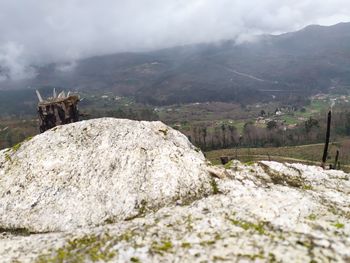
(55, 61), (77, 73)
(0, 42), (37, 81)
(0, 0), (349, 80)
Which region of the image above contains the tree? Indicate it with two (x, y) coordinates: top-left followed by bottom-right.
(228, 125), (239, 147)
(305, 117), (319, 133)
(267, 120), (278, 130)
(221, 124), (227, 148)
(201, 127), (207, 149)
(5, 132), (13, 148)
(345, 112), (350, 135)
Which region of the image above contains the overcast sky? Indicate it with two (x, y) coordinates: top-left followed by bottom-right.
(0, 0), (350, 80)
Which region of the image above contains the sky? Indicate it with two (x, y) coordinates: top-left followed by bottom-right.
(0, 0), (350, 81)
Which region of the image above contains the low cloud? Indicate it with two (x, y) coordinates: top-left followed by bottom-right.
(0, 0), (349, 80)
(55, 61), (77, 73)
(0, 42), (37, 81)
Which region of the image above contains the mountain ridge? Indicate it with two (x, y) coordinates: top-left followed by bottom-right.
(1, 22), (350, 105)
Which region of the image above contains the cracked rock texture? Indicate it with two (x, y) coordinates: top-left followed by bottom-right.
(0, 118), (212, 233)
(0, 119), (349, 262)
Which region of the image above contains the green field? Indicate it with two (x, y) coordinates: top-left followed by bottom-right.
(273, 99), (330, 125)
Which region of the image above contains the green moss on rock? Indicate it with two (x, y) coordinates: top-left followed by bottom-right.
(151, 240), (173, 255)
(36, 234), (116, 263)
(230, 217), (267, 235)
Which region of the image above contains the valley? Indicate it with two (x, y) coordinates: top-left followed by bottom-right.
(2, 90), (350, 170)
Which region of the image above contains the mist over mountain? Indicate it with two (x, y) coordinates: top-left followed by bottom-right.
(1, 22), (350, 105)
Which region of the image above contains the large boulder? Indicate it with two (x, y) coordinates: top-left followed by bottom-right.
(0, 118), (213, 232)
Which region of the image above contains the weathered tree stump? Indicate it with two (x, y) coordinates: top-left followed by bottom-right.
(37, 90), (80, 133)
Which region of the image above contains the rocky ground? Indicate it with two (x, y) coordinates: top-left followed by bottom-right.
(0, 118), (349, 262)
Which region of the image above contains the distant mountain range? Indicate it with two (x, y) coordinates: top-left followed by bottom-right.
(2, 22), (350, 105)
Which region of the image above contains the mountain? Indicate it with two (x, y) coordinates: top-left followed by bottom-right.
(3, 22), (350, 105)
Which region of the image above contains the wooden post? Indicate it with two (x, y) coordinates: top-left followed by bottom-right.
(333, 150), (339, 170)
(37, 90), (80, 133)
(321, 111), (332, 168)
